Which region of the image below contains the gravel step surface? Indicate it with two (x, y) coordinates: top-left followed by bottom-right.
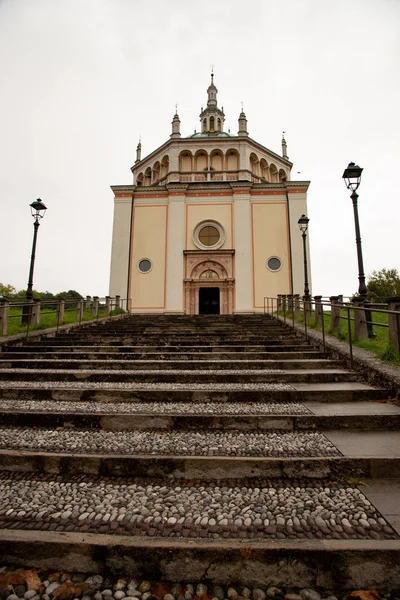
(0, 381), (294, 391)
(0, 471), (396, 540)
(0, 428), (340, 457)
(0, 399), (311, 416)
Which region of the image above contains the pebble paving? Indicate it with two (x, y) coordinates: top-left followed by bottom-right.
(0, 472), (396, 540)
(0, 399), (311, 415)
(0, 381), (294, 391)
(0, 428), (338, 457)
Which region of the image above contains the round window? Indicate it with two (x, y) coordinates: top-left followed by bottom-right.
(267, 257), (282, 271)
(198, 225), (220, 246)
(138, 259), (152, 273)
(193, 220), (226, 250)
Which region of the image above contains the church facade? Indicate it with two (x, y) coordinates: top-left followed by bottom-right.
(109, 75), (310, 314)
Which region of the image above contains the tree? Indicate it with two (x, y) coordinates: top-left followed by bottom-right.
(0, 283), (17, 297)
(367, 268), (400, 300)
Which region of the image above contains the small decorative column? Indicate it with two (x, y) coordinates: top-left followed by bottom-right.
(85, 296), (91, 310)
(58, 300), (65, 325)
(353, 297), (368, 341)
(387, 297), (400, 353)
(0, 300), (9, 336)
(31, 300), (41, 326)
(115, 295), (120, 309)
(105, 296), (111, 316)
(76, 299), (84, 322)
(314, 296), (323, 327)
(92, 296), (99, 318)
(330, 296), (341, 333)
(294, 294), (301, 318)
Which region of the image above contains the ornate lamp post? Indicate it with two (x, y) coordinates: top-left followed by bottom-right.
(342, 162), (375, 338)
(22, 199), (47, 324)
(298, 214), (310, 299)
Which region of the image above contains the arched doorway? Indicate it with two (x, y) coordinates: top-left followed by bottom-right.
(183, 251), (235, 315)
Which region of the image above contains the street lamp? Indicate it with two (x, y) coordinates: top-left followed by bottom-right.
(342, 162), (375, 338)
(22, 198), (47, 324)
(298, 214), (310, 300)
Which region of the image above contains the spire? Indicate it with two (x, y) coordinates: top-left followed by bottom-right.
(171, 106), (181, 138)
(200, 71), (225, 134)
(238, 103), (248, 137)
(135, 137), (142, 163)
(207, 70), (218, 108)
(282, 131), (288, 160)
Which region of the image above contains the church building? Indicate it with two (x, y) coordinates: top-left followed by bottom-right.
(109, 74), (310, 314)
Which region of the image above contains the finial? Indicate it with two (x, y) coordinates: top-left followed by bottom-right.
(282, 130), (286, 140)
(175, 103), (178, 114)
(211, 63), (214, 75)
(241, 101), (244, 112)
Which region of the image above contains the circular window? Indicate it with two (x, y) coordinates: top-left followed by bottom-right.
(267, 257), (282, 271)
(193, 220), (226, 250)
(138, 259), (152, 273)
(199, 225), (220, 246)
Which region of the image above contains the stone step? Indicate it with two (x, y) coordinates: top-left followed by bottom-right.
(0, 381), (391, 403)
(0, 367), (359, 383)
(0, 400), (399, 431)
(0, 358), (341, 371)
(0, 429), (400, 478)
(0, 350), (326, 360)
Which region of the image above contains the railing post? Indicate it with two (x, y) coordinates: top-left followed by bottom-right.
(287, 294), (293, 314)
(0, 301), (9, 336)
(58, 300), (65, 325)
(293, 294), (301, 319)
(277, 294), (282, 311)
(93, 296), (99, 318)
(31, 299), (41, 326)
(85, 295), (91, 310)
(353, 297), (368, 341)
(115, 295), (121, 309)
(76, 299), (84, 322)
(314, 295), (323, 327)
(105, 296), (111, 316)
(303, 296), (311, 324)
(387, 297), (400, 353)
(329, 296), (341, 333)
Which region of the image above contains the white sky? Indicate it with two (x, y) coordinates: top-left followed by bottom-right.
(0, 0), (399, 298)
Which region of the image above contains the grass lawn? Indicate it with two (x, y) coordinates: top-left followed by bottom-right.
(278, 307), (400, 364)
(2, 306), (115, 337)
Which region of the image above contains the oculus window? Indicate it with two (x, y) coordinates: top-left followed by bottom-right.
(267, 257), (282, 271)
(138, 259), (152, 273)
(193, 220), (226, 250)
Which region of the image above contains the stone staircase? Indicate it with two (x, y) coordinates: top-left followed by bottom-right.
(0, 314), (399, 589)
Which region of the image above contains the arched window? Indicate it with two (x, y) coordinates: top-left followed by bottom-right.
(270, 164), (278, 182)
(195, 151), (208, 171)
(180, 151), (192, 172)
(279, 169), (287, 182)
(152, 161), (160, 183)
(144, 167), (152, 186)
(210, 116), (215, 132)
(211, 150), (223, 171)
(160, 155), (169, 178)
(260, 159), (269, 181)
(250, 153), (260, 176)
(136, 173), (143, 186)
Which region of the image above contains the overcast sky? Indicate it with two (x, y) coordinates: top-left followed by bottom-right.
(0, 0), (399, 299)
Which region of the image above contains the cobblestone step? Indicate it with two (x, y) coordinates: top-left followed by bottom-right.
(0, 367), (359, 383)
(0, 358), (342, 370)
(0, 350), (325, 359)
(0, 380), (390, 402)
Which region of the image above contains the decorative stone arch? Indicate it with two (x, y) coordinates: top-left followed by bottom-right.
(144, 167), (152, 186)
(260, 158), (269, 181)
(160, 155), (169, 178)
(179, 150), (193, 172)
(184, 251), (235, 315)
(250, 152), (260, 177)
(136, 172), (144, 186)
(194, 150), (208, 171)
(152, 161), (160, 183)
(210, 149), (223, 171)
(270, 163), (278, 183)
(226, 149), (239, 171)
(279, 168), (287, 182)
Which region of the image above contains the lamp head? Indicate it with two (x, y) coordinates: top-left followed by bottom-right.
(342, 162), (363, 192)
(298, 214), (309, 233)
(30, 198), (47, 219)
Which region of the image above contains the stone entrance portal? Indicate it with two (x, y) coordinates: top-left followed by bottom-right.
(199, 287), (220, 314)
(184, 249), (235, 315)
